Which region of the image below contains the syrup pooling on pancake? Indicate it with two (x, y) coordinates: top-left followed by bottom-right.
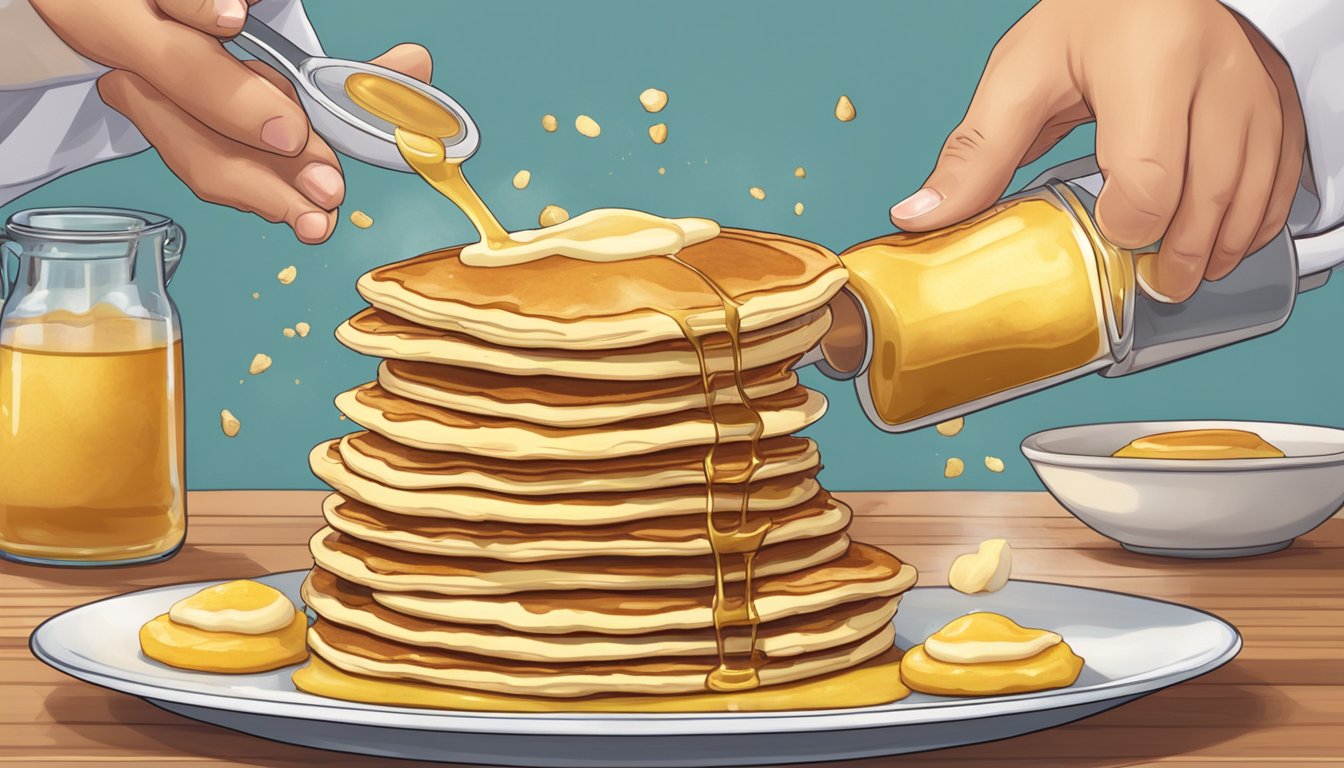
(345, 73), (718, 268)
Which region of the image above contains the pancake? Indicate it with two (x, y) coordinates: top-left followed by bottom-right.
(378, 359), (799, 428)
(355, 229), (847, 351)
(311, 442), (822, 526)
(307, 619), (894, 697)
(309, 528), (852, 596)
(321, 492), (850, 561)
(372, 543), (918, 634)
(303, 569), (897, 663)
(336, 306), (831, 381)
(335, 383), (828, 460)
(337, 431), (820, 494)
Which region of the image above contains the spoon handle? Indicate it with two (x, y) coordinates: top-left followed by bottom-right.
(233, 15), (311, 83)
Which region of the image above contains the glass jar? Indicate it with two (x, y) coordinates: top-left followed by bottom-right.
(821, 183), (1135, 432)
(0, 208), (187, 566)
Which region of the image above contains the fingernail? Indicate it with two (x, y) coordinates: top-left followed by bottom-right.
(295, 211), (329, 242)
(1134, 253), (1179, 304)
(261, 115), (304, 154)
(299, 163), (344, 206)
(215, 0), (246, 29)
(890, 188), (943, 220)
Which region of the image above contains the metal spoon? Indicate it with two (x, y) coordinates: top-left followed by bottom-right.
(230, 16), (478, 171)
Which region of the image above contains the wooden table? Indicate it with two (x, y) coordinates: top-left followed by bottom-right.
(3, 490), (1340, 767)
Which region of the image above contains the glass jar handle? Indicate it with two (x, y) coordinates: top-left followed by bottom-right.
(162, 223), (186, 284)
(0, 237), (19, 301)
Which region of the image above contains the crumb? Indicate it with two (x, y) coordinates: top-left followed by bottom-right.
(985, 456), (1005, 473)
(277, 265), (296, 285)
(648, 123), (668, 144)
(749, 186), (766, 200)
(295, 321), (311, 338)
(220, 409), (240, 437)
(248, 353), (271, 375)
(944, 457), (964, 478)
(835, 95), (856, 122)
(541, 114), (558, 132)
(794, 166), (806, 178)
(794, 202), (804, 216)
(936, 417), (964, 437)
(349, 210), (373, 229)
(283, 327), (296, 338)
(512, 170), (531, 190)
(539, 205), (570, 226)
(575, 114), (601, 138)
(639, 88), (668, 113)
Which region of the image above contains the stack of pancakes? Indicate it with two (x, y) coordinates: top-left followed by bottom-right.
(298, 228), (918, 701)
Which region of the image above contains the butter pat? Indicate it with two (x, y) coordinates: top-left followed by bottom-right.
(949, 538), (1012, 594)
(922, 613), (1061, 664)
(168, 579), (295, 635)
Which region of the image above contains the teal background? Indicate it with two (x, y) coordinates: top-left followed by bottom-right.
(4, 0), (1341, 491)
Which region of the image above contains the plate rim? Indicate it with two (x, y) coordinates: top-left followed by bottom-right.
(30, 572), (1242, 737)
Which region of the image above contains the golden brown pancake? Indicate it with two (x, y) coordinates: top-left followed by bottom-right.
(335, 383), (827, 460)
(309, 527), (852, 596)
(320, 491), (850, 561)
(311, 441), (822, 526)
(336, 306), (831, 381)
(378, 359), (798, 428)
(355, 229), (846, 350)
(337, 430), (820, 494)
(303, 569), (897, 663)
(307, 618), (894, 697)
(370, 543), (918, 634)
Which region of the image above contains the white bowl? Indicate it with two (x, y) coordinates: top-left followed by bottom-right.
(1020, 420), (1344, 558)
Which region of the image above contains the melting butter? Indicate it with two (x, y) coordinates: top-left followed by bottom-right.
(1113, 428), (1285, 460)
(168, 579), (296, 634)
(923, 612), (1061, 664)
(461, 209), (719, 267)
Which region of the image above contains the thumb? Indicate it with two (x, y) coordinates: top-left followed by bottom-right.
(890, 106), (1049, 232)
(370, 43), (433, 84)
(890, 32), (1067, 232)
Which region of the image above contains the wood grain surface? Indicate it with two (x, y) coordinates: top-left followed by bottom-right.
(2, 490), (1340, 767)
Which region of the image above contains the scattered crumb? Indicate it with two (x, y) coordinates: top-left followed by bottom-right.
(794, 166), (806, 178)
(944, 457), (964, 478)
(936, 417), (964, 437)
(539, 205), (570, 226)
(835, 95), (856, 122)
(639, 88), (668, 113)
(248, 353), (272, 375)
(658, 167), (666, 175)
(339, 414), (348, 421)
(794, 202), (804, 216)
(251, 291), (260, 300)
(277, 265), (297, 285)
(349, 210), (373, 229)
(541, 114), (558, 132)
(294, 378), (301, 385)
(575, 114), (601, 138)
(749, 186), (766, 200)
(220, 409), (240, 438)
(283, 327), (296, 338)
(295, 321), (311, 338)
(512, 170), (531, 190)
(985, 456), (1005, 473)
(648, 123), (668, 144)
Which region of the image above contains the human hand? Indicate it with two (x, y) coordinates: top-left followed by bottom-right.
(31, 0), (432, 244)
(888, 0), (1305, 302)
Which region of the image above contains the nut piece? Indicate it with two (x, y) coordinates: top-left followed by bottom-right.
(277, 265), (297, 285)
(349, 210), (373, 229)
(944, 457), (964, 478)
(283, 327), (296, 338)
(835, 95), (856, 122)
(539, 205), (570, 227)
(658, 167), (666, 175)
(295, 321), (311, 338)
(220, 409), (241, 438)
(541, 114), (558, 132)
(248, 353), (272, 375)
(575, 114), (601, 138)
(948, 539), (1013, 594)
(985, 455), (1006, 473)
(648, 123), (668, 144)
(512, 170), (531, 190)
(936, 417), (964, 437)
(794, 202), (804, 216)
(794, 166), (806, 178)
(251, 291), (260, 300)
(639, 87), (668, 113)
(748, 186), (766, 201)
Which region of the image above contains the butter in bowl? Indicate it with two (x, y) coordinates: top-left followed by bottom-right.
(1020, 420), (1344, 558)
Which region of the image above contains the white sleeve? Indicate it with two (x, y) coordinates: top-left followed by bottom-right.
(1220, 0), (1344, 237)
(0, 0), (324, 207)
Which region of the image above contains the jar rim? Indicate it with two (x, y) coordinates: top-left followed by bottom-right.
(4, 207), (175, 244)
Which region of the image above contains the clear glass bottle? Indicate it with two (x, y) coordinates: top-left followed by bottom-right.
(0, 208), (187, 566)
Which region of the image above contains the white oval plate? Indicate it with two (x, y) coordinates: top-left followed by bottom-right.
(31, 572), (1239, 767)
